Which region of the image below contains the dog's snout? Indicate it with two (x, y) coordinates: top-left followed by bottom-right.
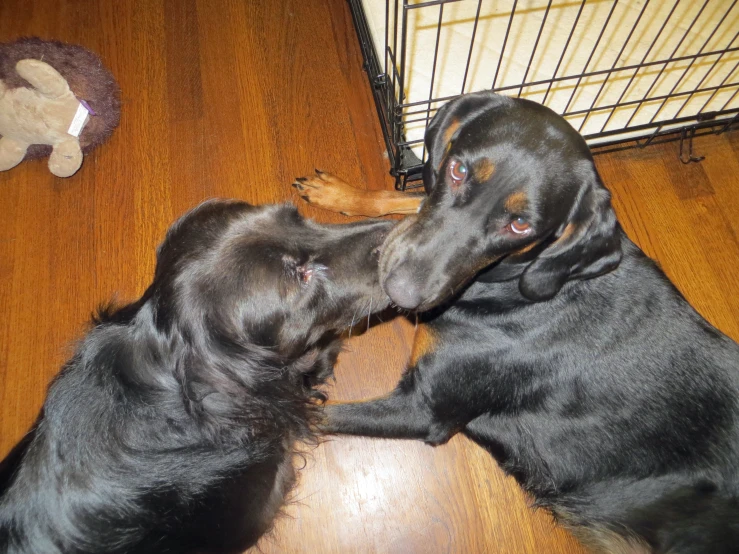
(383, 268), (423, 310)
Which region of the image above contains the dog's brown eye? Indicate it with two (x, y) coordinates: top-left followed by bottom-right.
(448, 160), (468, 184)
(510, 217), (530, 234)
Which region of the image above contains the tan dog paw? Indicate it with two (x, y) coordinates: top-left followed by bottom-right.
(293, 170), (424, 217)
(292, 170), (370, 216)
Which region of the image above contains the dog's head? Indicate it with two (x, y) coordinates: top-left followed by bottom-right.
(96, 201), (393, 439)
(149, 201), (392, 358)
(380, 92), (622, 310)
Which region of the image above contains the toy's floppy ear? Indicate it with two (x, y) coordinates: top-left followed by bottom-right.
(519, 175), (622, 301)
(15, 59), (71, 99)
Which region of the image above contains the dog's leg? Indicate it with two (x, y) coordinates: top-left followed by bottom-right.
(293, 170), (424, 217)
(323, 387), (459, 446)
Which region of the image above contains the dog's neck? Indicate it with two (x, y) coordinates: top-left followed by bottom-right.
(475, 260), (526, 283)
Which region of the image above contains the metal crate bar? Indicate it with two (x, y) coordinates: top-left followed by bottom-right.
(347, 0), (739, 189)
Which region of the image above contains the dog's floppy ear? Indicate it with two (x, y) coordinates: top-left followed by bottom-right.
(519, 174), (622, 301)
(422, 101), (458, 191)
(423, 92), (507, 191)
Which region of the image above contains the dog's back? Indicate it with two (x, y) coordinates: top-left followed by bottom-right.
(0, 278), (312, 554)
(0, 336), (281, 554)
(483, 244), (739, 553)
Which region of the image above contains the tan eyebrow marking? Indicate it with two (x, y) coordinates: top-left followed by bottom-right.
(504, 191), (528, 212)
(473, 158), (495, 182)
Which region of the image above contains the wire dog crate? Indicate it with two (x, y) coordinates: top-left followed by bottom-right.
(348, 0), (739, 189)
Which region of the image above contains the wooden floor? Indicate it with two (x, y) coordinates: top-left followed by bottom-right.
(1, 1), (738, 553)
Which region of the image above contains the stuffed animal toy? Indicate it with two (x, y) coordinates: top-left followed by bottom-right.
(0, 37), (120, 177)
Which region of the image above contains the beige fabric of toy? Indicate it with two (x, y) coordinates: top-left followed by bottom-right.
(0, 59), (86, 177)
(0, 37), (120, 179)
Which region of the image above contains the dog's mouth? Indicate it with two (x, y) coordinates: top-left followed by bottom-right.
(377, 216), (418, 279)
(378, 217), (508, 311)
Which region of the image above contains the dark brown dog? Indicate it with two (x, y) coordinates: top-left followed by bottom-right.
(0, 200), (392, 554)
(295, 92), (739, 553)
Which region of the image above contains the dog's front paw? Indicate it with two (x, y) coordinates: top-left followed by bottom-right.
(292, 170), (367, 216)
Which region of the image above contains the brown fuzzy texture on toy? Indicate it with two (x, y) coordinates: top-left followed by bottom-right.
(0, 37), (121, 162)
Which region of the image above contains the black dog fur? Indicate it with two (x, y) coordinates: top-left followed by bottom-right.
(0, 200), (391, 554)
(324, 92), (739, 553)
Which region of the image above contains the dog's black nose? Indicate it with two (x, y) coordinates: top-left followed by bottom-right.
(383, 269), (422, 310)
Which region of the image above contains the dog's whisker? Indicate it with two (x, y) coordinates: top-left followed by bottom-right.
(348, 303), (361, 338)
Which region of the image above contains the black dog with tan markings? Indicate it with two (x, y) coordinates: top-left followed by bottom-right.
(298, 92), (739, 553)
(0, 201), (392, 554)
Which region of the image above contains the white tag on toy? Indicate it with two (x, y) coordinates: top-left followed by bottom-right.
(67, 102), (90, 137)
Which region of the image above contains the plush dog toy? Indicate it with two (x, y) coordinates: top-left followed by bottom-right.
(0, 38), (120, 177)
